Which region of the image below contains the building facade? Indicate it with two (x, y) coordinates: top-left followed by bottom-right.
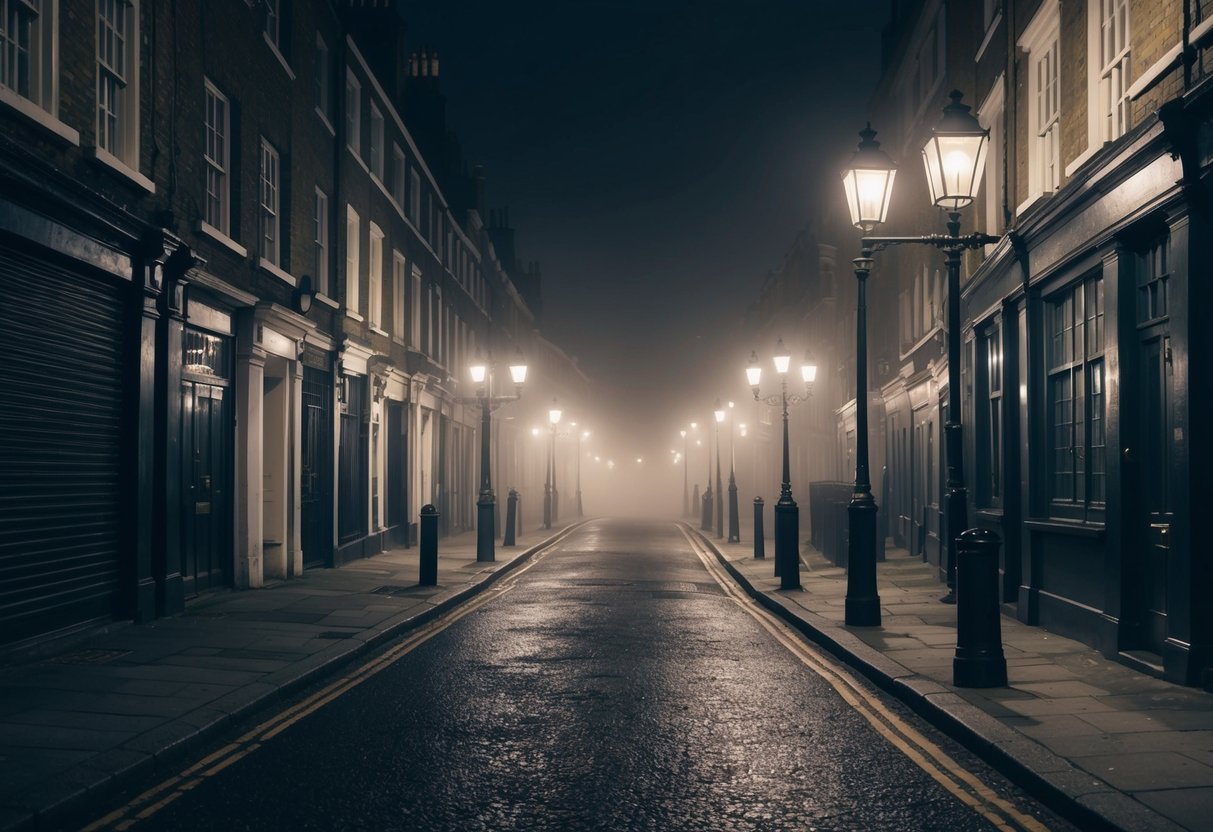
(852, 0), (1210, 686)
(0, 0), (583, 653)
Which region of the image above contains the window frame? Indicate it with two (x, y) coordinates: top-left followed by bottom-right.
(314, 33), (330, 123)
(368, 222), (384, 330)
(203, 78), (231, 236)
(313, 187), (329, 296)
(95, 0), (139, 165)
(1018, 0), (1061, 214)
(344, 69), (361, 157)
(259, 138), (282, 267)
(369, 102), (384, 179)
(345, 204), (361, 315)
(1042, 272), (1106, 521)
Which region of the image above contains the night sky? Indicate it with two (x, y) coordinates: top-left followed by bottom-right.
(403, 1), (891, 456)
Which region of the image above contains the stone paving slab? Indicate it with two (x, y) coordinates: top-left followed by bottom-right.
(697, 528), (1213, 832)
(0, 524), (578, 832)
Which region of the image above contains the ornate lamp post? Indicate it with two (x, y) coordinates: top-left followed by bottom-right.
(727, 401), (740, 543)
(465, 349), (527, 562)
(748, 340), (816, 589)
(574, 426), (589, 517)
(841, 92), (997, 625)
(543, 400), (562, 529)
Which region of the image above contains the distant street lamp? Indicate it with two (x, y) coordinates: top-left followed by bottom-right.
(709, 401), (724, 539)
(464, 349), (527, 562)
(748, 340), (816, 589)
(680, 429), (689, 516)
(841, 92), (997, 625)
(544, 400), (562, 529)
(573, 425), (589, 517)
(727, 400), (739, 543)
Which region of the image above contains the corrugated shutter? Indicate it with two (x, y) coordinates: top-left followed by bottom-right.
(0, 244), (127, 645)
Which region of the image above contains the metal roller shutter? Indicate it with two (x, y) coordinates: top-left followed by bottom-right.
(0, 244), (128, 646)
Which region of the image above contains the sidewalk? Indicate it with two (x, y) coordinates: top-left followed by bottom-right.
(0, 525), (577, 832)
(697, 527), (1213, 832)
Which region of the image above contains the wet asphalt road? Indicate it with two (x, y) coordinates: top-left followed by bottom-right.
(129, 519), (1064, 831)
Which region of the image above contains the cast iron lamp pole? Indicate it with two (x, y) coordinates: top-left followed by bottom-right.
(680, 429), (689, 516)
(574, 426), (588, 517)
(713, 401), (725, 539)
(727, 401), (740, 543)
(840, 92), (998, 624)
(465, 350), (528, 561)
(747, 342), (816, 589)
(548, 402), (562, 526)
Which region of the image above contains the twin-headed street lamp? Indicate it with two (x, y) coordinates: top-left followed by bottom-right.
(544, 400), (562, 529)
(467, 350), (528, 562)
(841, 90), (997, 626)
(747, 339), (816, 589)
(679, 428), (689, 516)
(726, 400), (739, 543)
(572, 423), (589, 517)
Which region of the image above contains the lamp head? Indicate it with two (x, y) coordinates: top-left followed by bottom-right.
(773, 338), (791, 375)
(468, 348), (487, 386)
(842, 123), (897, 231)
(921, 91), (989, 210)
(746, 350), (762, 397)
(548, 397), (562, 425)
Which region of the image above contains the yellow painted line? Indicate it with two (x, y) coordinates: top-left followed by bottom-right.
(679, 524), (1050, 832)
(84, 538), (558, 830)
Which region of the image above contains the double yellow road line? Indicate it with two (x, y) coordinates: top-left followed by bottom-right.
(679, 524), (1051, 832)
(83, 541), (558, 831)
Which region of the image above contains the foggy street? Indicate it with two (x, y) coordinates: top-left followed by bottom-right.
(91, 520), (1066, 832)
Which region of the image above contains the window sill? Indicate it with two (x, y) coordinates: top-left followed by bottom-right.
(369, 325), (389, 337)
(347, 146), (368, 174)
(345, 309), (365, 322)
(198, 221), (248, 258)
(315, 107), (335, 136)
(975, 13), (1002, 63)
(315, 292), (340, 309)
(258, 256), (297, 287)
(1024, 518), (1105, 539)
(1015, 191), (1051, 218)
(85, 145), (156, 193)
(0, 87), (79, 145)
(1064, 145), (1101, 179)
(263, 32), (296, 80)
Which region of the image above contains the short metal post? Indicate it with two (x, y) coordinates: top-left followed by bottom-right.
(953, 528), (1008, 688)
(476, 494), (495, 563)
(753, 497), (765, 559)
(419, 504), (440, 586)
(504, 488), (518, 547)
(774, 500), (800, 588)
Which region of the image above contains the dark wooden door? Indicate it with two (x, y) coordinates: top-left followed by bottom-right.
(301, 368), (332, 568)
(182, 381), (231, 596)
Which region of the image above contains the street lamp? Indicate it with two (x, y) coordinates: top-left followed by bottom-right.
(573, 425), (589, 517)
(464, 348), (527, 562)
(544, 400), (562, 529)
(841, 91), (996, 625)
(713, 400), (725, 539)
(680, 428), (689, 516)
(748, 339), (816, 589)
(726, 401), (740, 542)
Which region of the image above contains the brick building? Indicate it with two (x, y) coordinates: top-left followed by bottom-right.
(0, 0), (586, 652)
(738, 0), (1213, 687)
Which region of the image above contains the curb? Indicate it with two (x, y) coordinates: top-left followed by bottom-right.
(683, 524), (1183, 832)
(16, 523), (587, 832)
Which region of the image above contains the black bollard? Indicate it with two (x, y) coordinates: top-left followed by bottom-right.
(753, 497), (765, 559)
(504, 489), (518, 547)
(953, 528), (1008, 687)
(419, 504), (439, 586)
(774, 499), (800, 588)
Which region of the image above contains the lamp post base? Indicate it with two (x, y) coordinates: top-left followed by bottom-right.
(476, 495), (495, 562)
(844, 494), (881, 626)
(774, 499), (800, 590)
